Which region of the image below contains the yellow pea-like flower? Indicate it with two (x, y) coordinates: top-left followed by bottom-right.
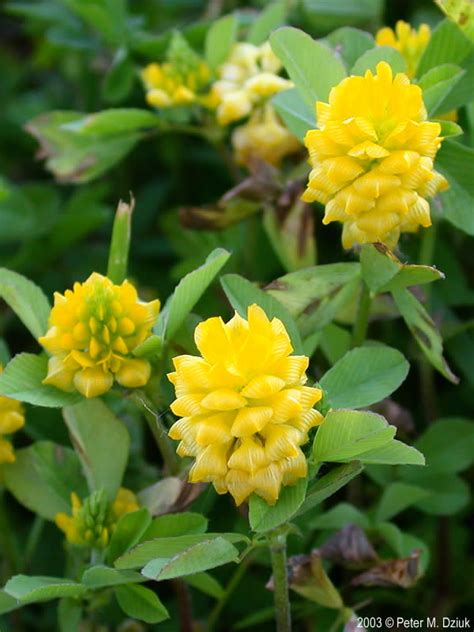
(55, 488), (139, 548)
(39, 273), (160, 398)
(232, 104), (301, 167)
(142, 61), (212, 109)
(0, 366), (25, 465)
(376, 20), (431, 77)
(211, 42), (293, 126)
(168, 304), (323, 506)
(302, 61), (448, 249)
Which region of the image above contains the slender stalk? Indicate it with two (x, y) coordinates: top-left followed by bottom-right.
(131, 391), (180, 475)
(269, 530), (291, 632)
(351, 281), (372, 347)
(22, 516), (45, 572)
(208, 552), (254, 630)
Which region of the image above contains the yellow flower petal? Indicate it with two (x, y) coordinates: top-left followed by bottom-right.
(73, 367), (113, 398)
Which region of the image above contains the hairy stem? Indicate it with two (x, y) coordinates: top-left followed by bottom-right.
(269, 530), (292, 632)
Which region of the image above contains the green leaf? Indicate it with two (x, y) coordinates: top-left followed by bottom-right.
(247, 2), (287, 45)
(107, 508), (152, 563)
(266, 262), (360, 317)
(437, 172), (474, 236)
(82, 566), (144, 589)
(0, 353), (82, 407)
(436, 120), (464, 138)
(157, 248), (231, 341)
(313, 409), (396, 463)
(103, 50), (135, 103)
(308, 502), (369, 529)
(270, 27), (346, 108)
(205, 13), (238, 69)
(319, 345), (409, 409)
(354, 440), (425, 465)
(5, 576), (84, 604)
(58, 598), (82, 632)
(0, 268), (50, 338)
(3, 441), (86, 520)
(221, 273), (304, 353)
(375, 482), (431, 522)
(115, 533), (248, 570)
(141, 537), (239, 580)
(184, 572), (225, 599)
(436, 0), (474, 41)
(360, 243), (444, 293)
(0, 590), (20, 615)
(351, 46), (407, 75)
(414, 418), (474, 474)
(107, 198), (134, 285)
(301, 0), (383, 32)
(115, 584), (169, 624)
(437, 138), (474, 198)
(417, 18), (472, 77)
(295, 461), (363, 518)
(326, 27), (375, 70)
(392, 287), (458, 384)
(417, 64), (465, 116)
(249, 477), (308, 532)
(263, 201), (316, 273)
(272, 88), (316, 141)
(25, 111), (145, 184)
(404, 473), (470, 515)
(63, 399), (130, 500)
(141, 512), (208, 541)
(62, 108), (158, 136)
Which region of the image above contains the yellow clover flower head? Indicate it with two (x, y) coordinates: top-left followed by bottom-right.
(302, 61), (448, 249)
(39, 273), (160, 398)
(0, 366), (25, 465)
(376, 20), (431, 77)
(142, 32), (213, 109)
(232, 104), (301, 167)
(55, 488), (139, 548)
(211, 42), (293, 126)
(168, 304), (323, 506)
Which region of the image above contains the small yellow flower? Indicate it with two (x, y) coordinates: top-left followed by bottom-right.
(232, 105), (301, 167)
(142, 61), (212, 108)
(211, 42), (293, 126)
(302, 62), (448, 249)
(168, 304), (323, 506)
(0, 367), (25, 465)
(39, 273), (160, 398)
(376, 20), (431, 77)
(55, 488), (139, 548)
(142, 33), (213, 109)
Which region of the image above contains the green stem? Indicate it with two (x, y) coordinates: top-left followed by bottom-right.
(131, 391), (180, 476)
(351, 281), (372, 347)
(208, 551), (254, 630)
(269, 529), (292, 632)
(22, 516), (45, 572)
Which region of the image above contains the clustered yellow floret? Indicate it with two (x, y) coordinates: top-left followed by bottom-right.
(39, 273), (160, 398)
(210, 42), (292, 126)
(55, 488), (139, 548)
(303, 61), (448, 249)
(142, 60), (212, 108)
(376, 20), (431, 77)
(168, 304), (323, 506)
(232, 104), (301, 167)
(0, 367), (25, 465)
